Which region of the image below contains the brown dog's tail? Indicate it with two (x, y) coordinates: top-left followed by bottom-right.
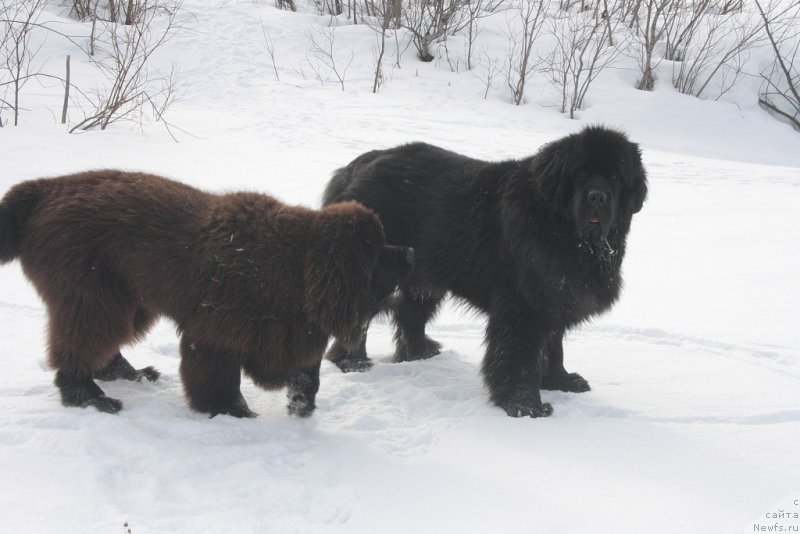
(0, 180), (41, 263)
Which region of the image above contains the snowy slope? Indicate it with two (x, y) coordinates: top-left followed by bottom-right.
(1, 2), (799, 533)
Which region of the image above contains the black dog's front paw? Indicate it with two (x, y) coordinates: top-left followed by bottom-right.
(502, 400), (553, 418)
(541, 372), (591, 393)
(500, 387), (553, 418)
(334, 358), (374, 373)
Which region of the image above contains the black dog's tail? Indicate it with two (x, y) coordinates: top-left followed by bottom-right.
(0, 180), (42, 263)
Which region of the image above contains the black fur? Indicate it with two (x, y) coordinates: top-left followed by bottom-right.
(323, 126), (648, 417)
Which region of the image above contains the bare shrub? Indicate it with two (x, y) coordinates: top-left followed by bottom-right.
(505, 0), (548, 105)
(543, 1), (626, 117)
(463, 0), (507, 70)
(358, 0), (403, 91)
(401, 0), (472, 62)
(70, 0), (183, 133)
(275, 0), (297, 11)
(302, 25), (354, 91)
(620, 0), (712, 91)
(307, 0), (343, 16)
(364, 0), (399, 92)
(670, 8), (762, 99)
(715, 0), (742, 15)
(473, 46), (504, 98)
(0, 0), (48, 126)
(260, 21), (280, 82)
(663, 0), (713, 61)
(755, 0), (800, 130)
(69, 0), (95, 20)
(633, 0), (674, 91)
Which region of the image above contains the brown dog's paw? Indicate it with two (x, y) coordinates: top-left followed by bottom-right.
(136, 366), (161, 382)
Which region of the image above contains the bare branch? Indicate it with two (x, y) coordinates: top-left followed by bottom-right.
(754, 0), (799, 129)
(304, 26), (354, 91)
(505, 0), (549, 105)
(69, 0), (185, 136)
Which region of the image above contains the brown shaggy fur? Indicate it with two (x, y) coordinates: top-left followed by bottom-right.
(0, 170), (413, 417)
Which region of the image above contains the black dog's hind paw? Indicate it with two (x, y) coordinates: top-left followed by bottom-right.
(541, 372), (591, 393)
(394, 336), (442, 363)
(325, 341), (373, 374)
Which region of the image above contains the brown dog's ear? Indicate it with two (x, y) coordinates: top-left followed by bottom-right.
(371, 245), (414, 303)
(304, 203), (384, 342)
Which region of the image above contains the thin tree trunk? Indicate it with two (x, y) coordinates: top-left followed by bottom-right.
(125, 0), (135, 25)
(108, 0), (118, 23)
(90, 3), (98, 55)
(373, 29), (387, 93)
(603, 0), (614, 47)
(62, 55), (71, 124)
(14, 79), (20, 126)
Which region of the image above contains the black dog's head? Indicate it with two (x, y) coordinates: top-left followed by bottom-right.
(535, 126), (648, 256)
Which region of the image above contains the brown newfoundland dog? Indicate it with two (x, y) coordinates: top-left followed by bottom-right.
(323, 126), (648, 418)
(0, 171), (413, 418)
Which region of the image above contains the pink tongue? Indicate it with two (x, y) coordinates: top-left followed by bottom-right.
(590, 217), (600, 223)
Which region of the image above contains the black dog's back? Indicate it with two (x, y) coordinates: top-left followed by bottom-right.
(323, 142), (503, 279)
(324, 143), (494, 208)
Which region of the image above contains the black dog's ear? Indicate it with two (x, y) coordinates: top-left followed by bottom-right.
(304, 203), (383, 340)
(629, 143), (648, 214)
(530, 141), (574, 217)
(532, 143), (565, 197)
(632, 182), (647, 214)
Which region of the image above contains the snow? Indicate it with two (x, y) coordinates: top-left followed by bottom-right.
(1, 1), (799, 532)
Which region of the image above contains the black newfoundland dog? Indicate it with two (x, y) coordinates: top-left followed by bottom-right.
(322, 126), (647, 418)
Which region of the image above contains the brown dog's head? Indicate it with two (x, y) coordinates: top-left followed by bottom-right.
(305, 202), (413, 348)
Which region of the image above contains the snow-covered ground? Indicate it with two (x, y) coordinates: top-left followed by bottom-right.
(1, 2), (799, 532)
